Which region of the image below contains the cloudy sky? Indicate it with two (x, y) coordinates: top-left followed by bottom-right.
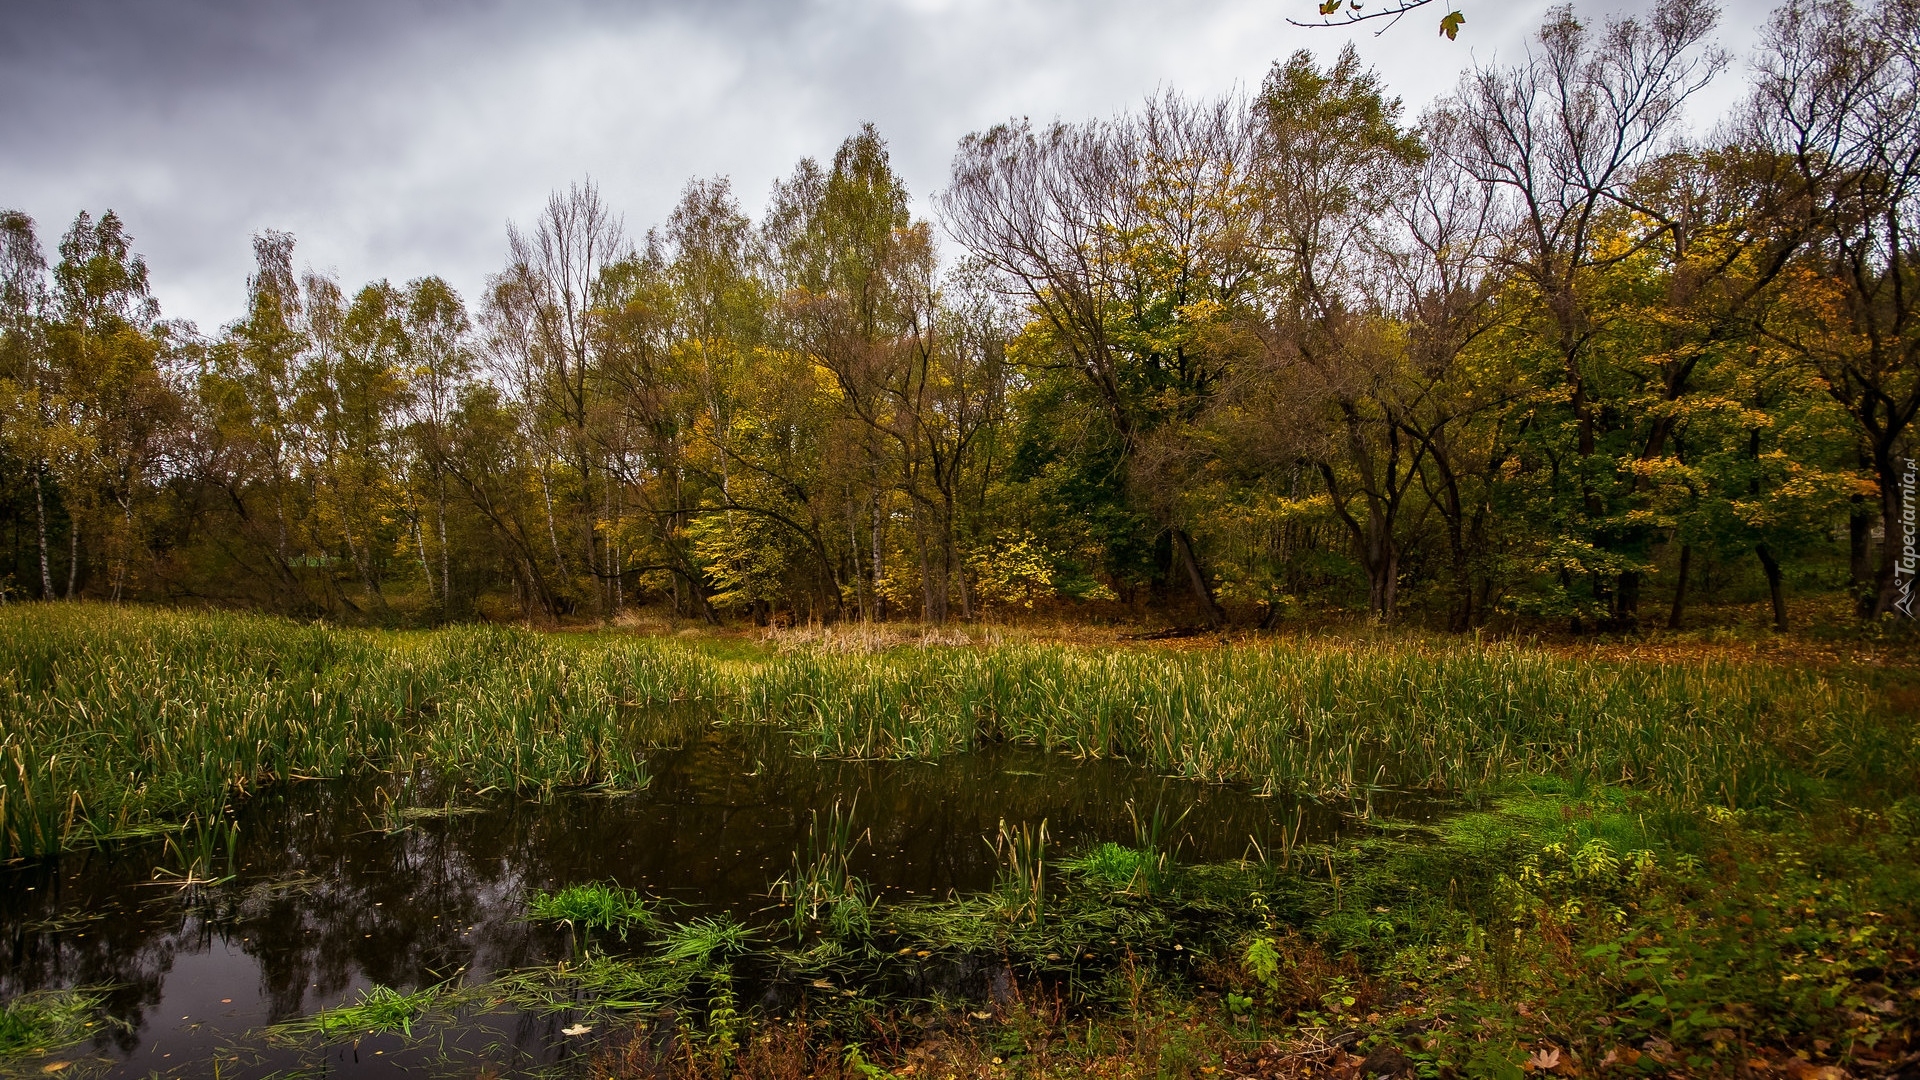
(1, 0), (1777, 332)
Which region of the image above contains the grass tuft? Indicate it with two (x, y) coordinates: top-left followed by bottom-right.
(278, 984), (443, 1040)
(525, 881), (653, 939)
(0, 989), (107, 1061)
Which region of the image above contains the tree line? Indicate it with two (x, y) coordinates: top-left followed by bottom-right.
(2, 0), (1915, 631)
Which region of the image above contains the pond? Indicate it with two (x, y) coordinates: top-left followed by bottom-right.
(0, 728), (1441, 1078)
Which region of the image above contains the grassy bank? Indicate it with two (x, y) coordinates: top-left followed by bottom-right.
(2, 604), (1910, 859)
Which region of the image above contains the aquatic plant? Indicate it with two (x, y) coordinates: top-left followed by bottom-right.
(659, 916), (754, 966)
(773, 799), (873, 939)
(0, 989), (107, 1061)
(279, 983), (443, 1039)
(525, 881), (653, 939)
(5, 604), (1911, 858)
(990, 817), (1048, 922)
(1062, 841), (1150, 891)
(0, 605), (670, 857)
(490, 953), (690, 1016)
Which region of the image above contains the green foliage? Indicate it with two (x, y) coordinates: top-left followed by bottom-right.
(1063, 842), (1151, 890)
(659, 916), (754, 966)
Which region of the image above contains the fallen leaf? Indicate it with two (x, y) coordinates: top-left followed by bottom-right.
(1525, 1047), (1561, 1072)
(40, 1064), (70, 1075)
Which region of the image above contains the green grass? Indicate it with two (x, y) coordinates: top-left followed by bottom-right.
(659, 916), (754, 965)
(741, 642), (1902, 808)
(276, 983), (444, 1040)
(525, 881), (653, 938)
(0, 605), (670, 857)
(4, 603), (1910, 858)
(0, 989), (106, 1062)
(1062, 841), (1152, 890)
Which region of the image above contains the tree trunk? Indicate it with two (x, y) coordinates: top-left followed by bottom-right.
(411, 506), (434, 605)
(32, 468), (52, 600)
(539, 464), (568, 578)
(437, 470), (453, 611)
(1667, 543), (1691, 630)
(1172, 528), (1224, 629)
(1850, 492), (1872, 590)
(871, 493), (885, 620)
(66, 519), (78, 598)
(342, 520), (386, 612)
(1872, 451), (1910, 618)
(1756, 543), (1788, 632)
(1369, 546), (1400, 622)
(1615, 570), (1641, 631)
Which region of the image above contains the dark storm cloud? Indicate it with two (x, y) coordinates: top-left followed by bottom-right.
(0, 0), (1776, 331)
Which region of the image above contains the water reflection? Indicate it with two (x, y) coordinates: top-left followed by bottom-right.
(0, 730), (1439, 1078)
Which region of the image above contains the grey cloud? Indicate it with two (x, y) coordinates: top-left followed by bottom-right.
(0, 0), (1776, 332)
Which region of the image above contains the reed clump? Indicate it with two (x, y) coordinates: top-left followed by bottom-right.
(738, 638), (1898, 809)
(0, 605), (703, 857)
(4, 604), (1903, 858)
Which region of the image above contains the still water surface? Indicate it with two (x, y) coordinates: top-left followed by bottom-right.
(1, 729), (1437, 1078)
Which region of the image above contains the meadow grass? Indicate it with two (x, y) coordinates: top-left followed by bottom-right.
(2, 602), (1908, 857)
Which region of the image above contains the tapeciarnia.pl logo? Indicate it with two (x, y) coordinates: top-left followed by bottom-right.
(1900, 456), (1917, 618)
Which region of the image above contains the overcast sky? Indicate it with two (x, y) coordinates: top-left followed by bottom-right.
(1, 0), (1778, 332)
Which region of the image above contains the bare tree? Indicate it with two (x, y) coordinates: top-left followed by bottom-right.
(493, 179), (628, 617)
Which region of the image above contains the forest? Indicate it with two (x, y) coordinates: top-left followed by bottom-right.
(2, 0), (1914, 635)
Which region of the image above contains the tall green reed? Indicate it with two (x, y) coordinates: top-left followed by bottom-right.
(0, 606), (707, 857)
(3, 605), (1902, 859)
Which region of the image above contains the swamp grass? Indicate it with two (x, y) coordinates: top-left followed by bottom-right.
(526, 881), (656, 939)
(3, 603), (1913, 858)
(0, 989), (108, 1063)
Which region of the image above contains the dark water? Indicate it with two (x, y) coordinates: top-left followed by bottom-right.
(1, 729), (1439, 1078)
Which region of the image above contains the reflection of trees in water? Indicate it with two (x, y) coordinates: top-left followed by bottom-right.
(1, 782), (558, 1049)
(2, 852), (177, 1055)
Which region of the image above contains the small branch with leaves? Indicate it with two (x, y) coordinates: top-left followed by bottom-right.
(1290, 0), (1466, 38)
